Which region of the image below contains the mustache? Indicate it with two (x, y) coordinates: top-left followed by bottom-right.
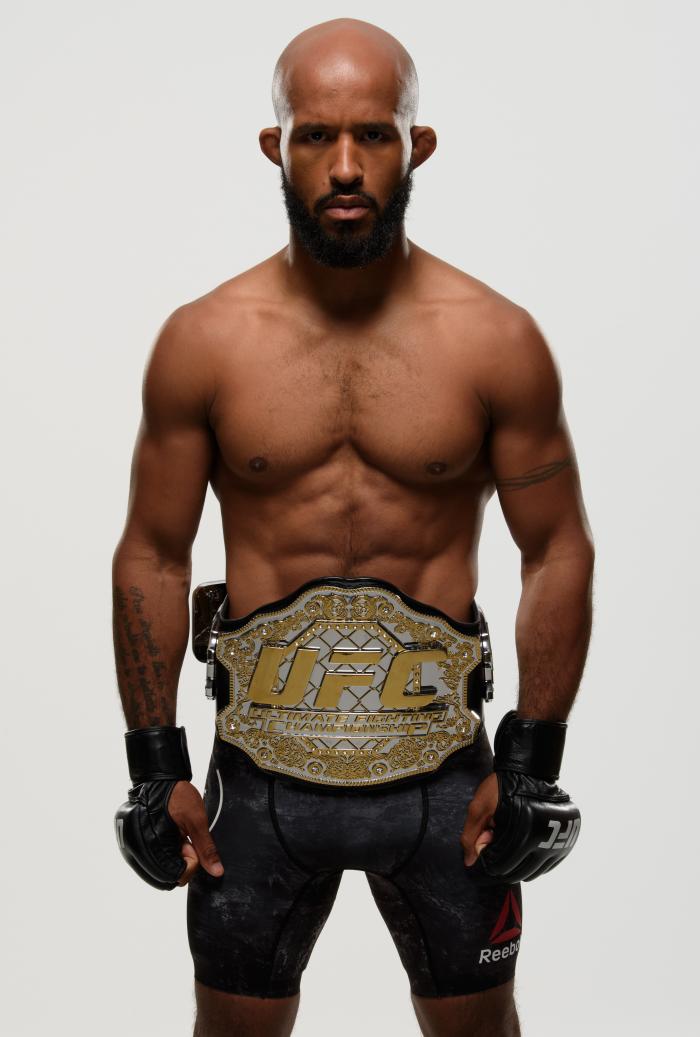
(313, 190), (378, 216)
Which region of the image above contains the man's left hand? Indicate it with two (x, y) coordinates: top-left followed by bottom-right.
(460, 772), (499, 866)
(459, 712), (582, 882)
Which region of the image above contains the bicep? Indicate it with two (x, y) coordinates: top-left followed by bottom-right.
(486, 313), (592, 564)
(120, 311), (214, 564)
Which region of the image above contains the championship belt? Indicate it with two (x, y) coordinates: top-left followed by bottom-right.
(192, 577), (493, 789)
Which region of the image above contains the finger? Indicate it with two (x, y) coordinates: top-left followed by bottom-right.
(462, 816), (496, 867)
(188, 821), (224, 877)
(461, 802), (485, 840)
(461, 822), (484, 865)
(461, 802), (491, 856)
(475, 829), (494, 854)
(176, 842), (199, 887)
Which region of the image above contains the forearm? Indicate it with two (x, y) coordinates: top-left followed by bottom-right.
(112, 544), (191, 729)
(514, 544), (595, 722)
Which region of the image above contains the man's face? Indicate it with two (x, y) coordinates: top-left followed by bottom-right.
(277, 66), (415, 267)
(280, 164), (413, 268)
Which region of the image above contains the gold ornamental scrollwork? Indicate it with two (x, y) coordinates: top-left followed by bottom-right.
(215, 584), (483, 788)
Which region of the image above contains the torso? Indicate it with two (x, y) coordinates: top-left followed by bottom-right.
(194, 244), (514, 621)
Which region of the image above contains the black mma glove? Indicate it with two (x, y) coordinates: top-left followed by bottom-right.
(475, 710), (581, 883)
(114, 725), (192, 891)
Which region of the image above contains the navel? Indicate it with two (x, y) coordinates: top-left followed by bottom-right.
(248, 456), (268, 473)
(425, 461), (448, 476)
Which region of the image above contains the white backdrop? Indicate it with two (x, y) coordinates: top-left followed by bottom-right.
(2, 2), (697, 1034)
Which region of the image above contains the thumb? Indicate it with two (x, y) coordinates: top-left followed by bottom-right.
(176, 841), (200, 887)
(188, 820), (224, 878)
(462, 806), (494, 867)
(474, 827), (494, 857)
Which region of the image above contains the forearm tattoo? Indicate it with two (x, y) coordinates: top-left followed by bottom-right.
(112, 584), (171, 727)
(496, 457), (572, 491)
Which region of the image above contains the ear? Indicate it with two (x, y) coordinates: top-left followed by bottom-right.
(409, 125), (437, 171)
(259, 126), (282, 167)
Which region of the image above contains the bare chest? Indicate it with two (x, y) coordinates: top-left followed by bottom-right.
(210, 319), (490, 488)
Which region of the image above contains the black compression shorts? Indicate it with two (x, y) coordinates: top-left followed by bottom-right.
(187, 726), (523, 998)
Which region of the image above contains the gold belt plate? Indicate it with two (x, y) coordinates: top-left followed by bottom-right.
(215, 583), (482, 787)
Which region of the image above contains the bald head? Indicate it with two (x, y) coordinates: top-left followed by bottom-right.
(260, 19), (436, 269)
(272, 18), (419, 129)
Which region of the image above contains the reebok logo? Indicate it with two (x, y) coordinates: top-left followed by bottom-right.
(490, 890), (522, 944)
(478, 890), (522, 965)
(478, 937), (521, 965)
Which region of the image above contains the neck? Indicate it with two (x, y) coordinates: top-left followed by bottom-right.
(280, 226), (414, 319)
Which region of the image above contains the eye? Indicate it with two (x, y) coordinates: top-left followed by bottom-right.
(306, 131), (327, 143)
(364, 130), (384, 142)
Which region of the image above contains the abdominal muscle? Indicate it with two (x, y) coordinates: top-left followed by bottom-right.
(215, 453), (491, 623)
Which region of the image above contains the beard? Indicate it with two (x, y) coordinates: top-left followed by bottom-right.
(280, 166), (414, 269)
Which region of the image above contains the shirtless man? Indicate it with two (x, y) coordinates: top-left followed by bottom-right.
(112, 17), (594, 1037)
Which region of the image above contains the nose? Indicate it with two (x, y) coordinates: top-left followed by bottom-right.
(328, 132), (363, 189)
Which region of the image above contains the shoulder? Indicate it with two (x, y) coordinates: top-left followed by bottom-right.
(424, 253), (561, 417)
(143, 257), (281, 418)
(472, 292), (561, 419)
(158, 257), (278, 350)
(478, 302), (562, 425)
(142, 301), (215, 422)
(416, 249), (543, 337)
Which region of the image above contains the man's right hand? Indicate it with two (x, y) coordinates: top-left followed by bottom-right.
(115, 724), (224, 890)
(166, 780), (224, 886)
(115, 778), (224, 890)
